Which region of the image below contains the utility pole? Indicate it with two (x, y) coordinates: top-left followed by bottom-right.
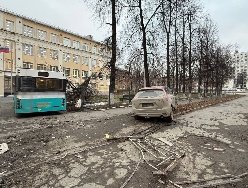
(10, 42), (13, 95)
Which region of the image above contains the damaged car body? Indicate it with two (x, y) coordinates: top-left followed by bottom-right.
(131, 86), (176, 121)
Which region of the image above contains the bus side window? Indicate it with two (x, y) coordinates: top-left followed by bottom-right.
(21, 77), (36, 91)
(36, 78), (46, 89)
(47, 79), (62, 90)
(47, 79), (55, 89)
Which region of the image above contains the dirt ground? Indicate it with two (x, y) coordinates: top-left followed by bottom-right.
(0, 95), (248, 188)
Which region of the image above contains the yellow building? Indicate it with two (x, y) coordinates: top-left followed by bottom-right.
(0, 8), (111, 96)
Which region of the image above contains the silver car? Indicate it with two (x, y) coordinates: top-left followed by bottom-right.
(131, 86), (176, 122)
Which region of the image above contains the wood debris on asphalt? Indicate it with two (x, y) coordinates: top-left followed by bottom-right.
(173, 172), (248, 188)
(117, 131), (187, 188)
(174, 95), (241, 115)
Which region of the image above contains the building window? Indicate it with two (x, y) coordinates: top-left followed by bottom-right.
(5, 40), (13, 51)
(98, 60), (105, 68)
(4, 77), (12, 91)
(91, 59), (97, 67)
(22, 43), (33, 55)
(91, 72), (97, 79)
(23, 25), (34, 37)
(50, 66), (59, 72)
(63, 52), (70, 62)
(72, 41), (80, 49)
(38, 47), (46, 57)
(83, 57), (89, 66)
(73, 54), (80, 63)
(23, 62), (33, 69)
(50, 49), (59, 60)
(63, 38), (71, 47)
(51, 33), (58, 43)
(6, 20), (14, 32)
(37, 29), (47, 40)
(73, 69), (80, 78)
(4, 59), (12, 70)
(92, 47), (97, 54)
(98, 48), (102, 54)
(63, 68), (70, 77)
(82, 71), (88, 78)
(37, 64), (47, 70)
(82, 44), (88, 51)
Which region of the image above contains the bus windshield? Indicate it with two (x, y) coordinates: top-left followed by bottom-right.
(17, 76), (66, 92)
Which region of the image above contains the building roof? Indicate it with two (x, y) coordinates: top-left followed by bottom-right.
(0, 7), (102, 45)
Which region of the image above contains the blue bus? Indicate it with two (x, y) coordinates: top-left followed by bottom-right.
(14, 68), (67, 114)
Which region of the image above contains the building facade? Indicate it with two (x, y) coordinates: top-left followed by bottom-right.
(115, 69), (131, 94)
(0, 9), (111, 96)
(232, 51), (248, 89)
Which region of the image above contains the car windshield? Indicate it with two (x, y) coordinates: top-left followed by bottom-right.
(136, 89), (165, 98)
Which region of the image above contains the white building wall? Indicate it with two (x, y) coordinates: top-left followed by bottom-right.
(15, 18), (23, 34)
(0, 11), (3, 29)
(232, 52), (248, 88)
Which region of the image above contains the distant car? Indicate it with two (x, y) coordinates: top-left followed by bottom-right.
(131, 86), (176, 122)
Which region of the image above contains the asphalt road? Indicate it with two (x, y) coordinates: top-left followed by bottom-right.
(0, 97), (14, 118)
(0, 95), (247, 188)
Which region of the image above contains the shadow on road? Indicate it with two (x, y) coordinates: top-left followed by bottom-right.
(16, 111), (64, 118)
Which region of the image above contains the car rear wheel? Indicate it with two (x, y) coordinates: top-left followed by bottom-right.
(134, 115), (142, 120)
(165, 108), (174, 123)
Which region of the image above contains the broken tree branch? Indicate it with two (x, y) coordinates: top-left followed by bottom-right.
(120, 156), (142, 188)
(175, 172), (248, 188)
(168, 180), (184, 188)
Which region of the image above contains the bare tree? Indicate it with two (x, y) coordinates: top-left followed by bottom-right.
(159, 0), (172, 89)
(121, 0), (162, 87)
(86, 0), (236, 97)
(83, 0), (124, 104)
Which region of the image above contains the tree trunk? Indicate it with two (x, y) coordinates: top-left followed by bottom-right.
(166, 31), (170, 89)
(139, 0), (150, 87)
(198, 38), (203, 93)
(182, 15), (186, 93)
(174, 0), (178, 93)
(109, 0), (117, 104)
(188, 13), (192, 93)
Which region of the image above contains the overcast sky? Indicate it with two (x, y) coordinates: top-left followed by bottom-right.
(0, 0), (247, 52)
(202, 0), (248, 52)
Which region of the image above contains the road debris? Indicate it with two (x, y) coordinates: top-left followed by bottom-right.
(158, 179), (165, 184)
(0, 94), (246, 187)
(213, 148), (225, 151)
(168, 180), (183, 188)
(0, 143), (9, 154)
(152, 153), (185, 175)
(119, 157), (142, 188)
(155, 137), (173, 147)
(174, 95), (241, 115)
(174, 172), (248, 188)
(105, 134), (143, 141)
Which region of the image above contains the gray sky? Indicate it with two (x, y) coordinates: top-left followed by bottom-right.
(202, 0), (248, 52)
(0, 0), (247, 52)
